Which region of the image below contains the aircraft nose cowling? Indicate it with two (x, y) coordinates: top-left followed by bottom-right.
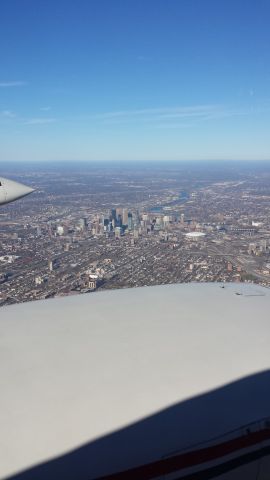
(0, 177), (35, 205)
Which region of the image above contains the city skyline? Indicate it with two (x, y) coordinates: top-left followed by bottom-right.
(1, 0), (270, 162)
(1, 161), (270, 306)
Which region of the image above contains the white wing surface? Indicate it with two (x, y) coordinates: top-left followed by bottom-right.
(0, 282), (270, 479)
(0, 177), (34, 205)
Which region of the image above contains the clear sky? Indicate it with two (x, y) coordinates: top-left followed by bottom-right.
(0, 0), (270, 162)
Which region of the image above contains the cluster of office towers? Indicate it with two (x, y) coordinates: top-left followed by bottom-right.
(103, 208), (133, 237)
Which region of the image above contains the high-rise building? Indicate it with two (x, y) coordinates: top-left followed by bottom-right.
(163, 215), (171, 226)
(122, 208), (128, 225)
(78, 218), (87, 230)
(116, 214), (122, 227)
(111, 209), (117, 221)
(115, 227), (122, 239)
(103, 218), (109, 231)
(128, 212), (133, 230)
(116, 207), (123, 217)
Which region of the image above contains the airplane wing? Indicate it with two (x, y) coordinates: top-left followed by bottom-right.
(0, 177), (34, 205)
(0, 282), (270, 479)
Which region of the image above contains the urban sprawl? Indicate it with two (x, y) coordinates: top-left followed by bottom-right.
(1, 162), (270, 307)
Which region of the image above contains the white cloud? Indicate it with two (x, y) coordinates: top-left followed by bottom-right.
(40, 106), (51, 111)
(0, 81), (27, 87)
(93, 105), (222, 120)
(92, 104), (252, 129)
(1, 110), (16, 118)
(24, 118), (56, 125)
(154, 123), (193, 129)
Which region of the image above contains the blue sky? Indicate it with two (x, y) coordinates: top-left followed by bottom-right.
(0, 0), (270, 162)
